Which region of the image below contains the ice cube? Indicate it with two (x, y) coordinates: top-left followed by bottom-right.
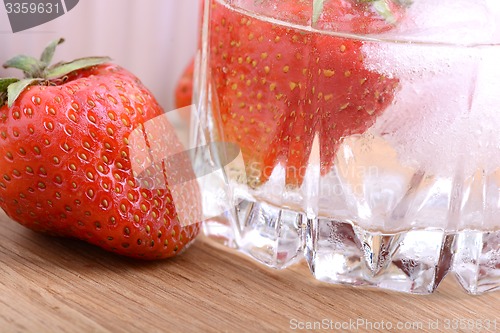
(362, 38), (500, 177)
(383, 0), (500, 45)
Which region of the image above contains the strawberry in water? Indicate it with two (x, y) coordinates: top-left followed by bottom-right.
(209, 0), (402, 186)
(0, 39), (201, 259)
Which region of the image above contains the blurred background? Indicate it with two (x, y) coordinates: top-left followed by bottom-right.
(0, 0), (200, 117)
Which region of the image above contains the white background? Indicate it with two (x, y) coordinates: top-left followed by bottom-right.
(0, 0), (200, 113)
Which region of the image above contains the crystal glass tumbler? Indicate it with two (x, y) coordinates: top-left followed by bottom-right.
(192, 0), (500, 294)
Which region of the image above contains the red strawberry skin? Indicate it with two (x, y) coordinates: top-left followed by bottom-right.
(209, 0), (399, 186)
(0, 64), (201, 260)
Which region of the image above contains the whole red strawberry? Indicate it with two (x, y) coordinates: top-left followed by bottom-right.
(0, 39), (201, 260)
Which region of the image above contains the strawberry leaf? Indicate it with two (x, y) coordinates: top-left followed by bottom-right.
(359, 0), (413, 25)
(313, 0), (326, 24)
(7, 78), (42, 107)
(3, 55), (45, 78)
(40, 38), (65, 67)
(371, 0), (396, 24)
(45, 56), (112, 79)
(395, 0), (413, 6)
(0, 78), (19, 106)
(0, 78), (19, 92)
(1, 40), (112, 105)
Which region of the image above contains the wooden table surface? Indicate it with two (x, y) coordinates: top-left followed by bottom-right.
(0, 211), (498, 333)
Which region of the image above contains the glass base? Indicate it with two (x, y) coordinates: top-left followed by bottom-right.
(202, 198), (500, 295)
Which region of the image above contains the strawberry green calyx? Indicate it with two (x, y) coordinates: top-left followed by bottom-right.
(0, 38), (111, 107)
(369, 0), (397, 24)
(313, 0), (326, 24)
(313, 0), (412, 25)
(0, 78), (19, 105)
(361, 0), (397, 24)
(359, 0), (413, 24)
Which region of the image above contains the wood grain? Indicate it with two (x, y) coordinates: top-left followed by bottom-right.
(0, 211), (498, 333)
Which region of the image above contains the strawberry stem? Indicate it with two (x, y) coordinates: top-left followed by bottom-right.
(0, 38), (111, 107)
